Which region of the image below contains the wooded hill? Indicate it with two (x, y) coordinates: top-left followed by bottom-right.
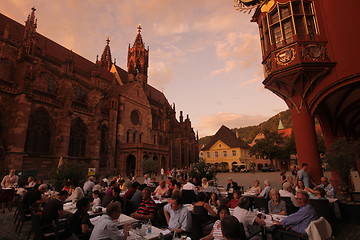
(199, 109), (292, 145)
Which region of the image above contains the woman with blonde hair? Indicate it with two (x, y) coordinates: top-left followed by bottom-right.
(268, 189), (286, 215)
(201, 177), (208, 190)
(248, 180), (261, 195)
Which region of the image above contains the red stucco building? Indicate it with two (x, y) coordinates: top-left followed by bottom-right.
(247, 0), (360, 185)
(0, 9), (198, 178)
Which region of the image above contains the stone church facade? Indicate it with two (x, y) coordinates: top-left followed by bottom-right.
(0, 8), (198, 178)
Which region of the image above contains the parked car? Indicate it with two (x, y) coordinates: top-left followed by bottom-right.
(232, 164), (249, 173)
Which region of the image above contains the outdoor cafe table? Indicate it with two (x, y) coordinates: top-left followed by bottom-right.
(63, 202), (106, 217)
(242, 191), (258, 197)
(90, 214), (167, 240)
(89, 213), (139, 227)
(260, 213), (287, 240)
(127, 226), (169, 240)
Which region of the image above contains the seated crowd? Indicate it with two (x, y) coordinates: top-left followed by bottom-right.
(1, 168), (336, 240)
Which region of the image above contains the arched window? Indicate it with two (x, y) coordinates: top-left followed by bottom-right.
(24, 109), (52, 154)
(139, 133), (142, 143)
(100, 125), (107, 156)
(74, 85), (87, 103)
(133, 131), (137, 143)
(100, 125), (107, 168)
(68, 118), (87, 157)
(48, 75), (57, 94)
(127, 130), (132, 143)
(0, 58), (15, 82)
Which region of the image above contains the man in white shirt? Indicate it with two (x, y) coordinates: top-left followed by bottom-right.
(258, 179), (271, 198)
(83, 176), (95, 195)
(143, 174), (151, 186)
(90, 202), (128, 240)
(182, 179), (196, 192)
(233, 197), (265, 237)
(279, 182), (299, 207)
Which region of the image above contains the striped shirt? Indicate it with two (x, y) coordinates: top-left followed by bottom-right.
(136, 199), (157, 216)
(212, 220), (224, 240)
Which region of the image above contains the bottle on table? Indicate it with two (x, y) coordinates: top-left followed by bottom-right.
(147, 219), (152, 234)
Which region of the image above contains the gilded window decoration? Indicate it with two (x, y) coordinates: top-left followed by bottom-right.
(301, 44), (329, 61)
(276, 47), (296, 65)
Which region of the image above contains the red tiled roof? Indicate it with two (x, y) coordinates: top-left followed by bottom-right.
(278, 128), (292, 137)
(202, 125), (249, 151)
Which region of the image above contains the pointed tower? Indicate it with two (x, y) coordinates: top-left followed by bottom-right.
(19, 7), (37, 57)
(127, 25), (149, 85)
(97, 37), (113, 71)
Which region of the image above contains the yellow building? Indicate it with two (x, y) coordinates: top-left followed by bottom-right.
(201, 125), (252, 172)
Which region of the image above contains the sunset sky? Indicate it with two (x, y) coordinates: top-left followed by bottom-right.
(1, 0), (287, 137)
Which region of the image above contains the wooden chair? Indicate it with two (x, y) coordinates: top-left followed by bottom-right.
(309, 199), (336, 230)
(281, 197), (299, 215)
(253, 197), (269, 214)
(181, 190), (197, 204)
(29, 211), (64, 240)
(15, 199), (31, 235)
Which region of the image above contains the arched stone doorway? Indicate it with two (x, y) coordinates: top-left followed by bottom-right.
(126, 154), (136, 177)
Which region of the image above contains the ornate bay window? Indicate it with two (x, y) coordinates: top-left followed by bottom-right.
(259, 0), (318, 55)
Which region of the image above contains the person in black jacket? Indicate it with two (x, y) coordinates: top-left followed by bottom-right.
(226, 178), (239, 191)
(67, 198), (93, 240)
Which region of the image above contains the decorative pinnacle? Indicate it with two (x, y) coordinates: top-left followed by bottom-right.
(137, 24), (142, 34)
(106, 37), (110, 45)
(31, 7), (36, 13)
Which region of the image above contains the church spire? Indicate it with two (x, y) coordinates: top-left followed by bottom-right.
(19, 7), (37, 56)
(97, 37), (113, 71)
(133, 24), (145, 48)
(278, 119), (284, 130)
(127, 25), (149, 85)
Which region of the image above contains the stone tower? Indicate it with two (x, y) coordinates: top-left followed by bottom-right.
(96, 38), (113, 71)
(127, 25), (149, 85)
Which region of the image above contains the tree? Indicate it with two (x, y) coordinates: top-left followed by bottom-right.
(249, 129), (286, 165)
(326, 138), (360, 193)
(52, 162), (88, 191)
(188, 160), (217, 183)
(141, 157), (159, 175)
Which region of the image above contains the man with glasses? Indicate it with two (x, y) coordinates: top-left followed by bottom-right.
(273, 191), (317, 235)
(317, 177), (335, 198)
